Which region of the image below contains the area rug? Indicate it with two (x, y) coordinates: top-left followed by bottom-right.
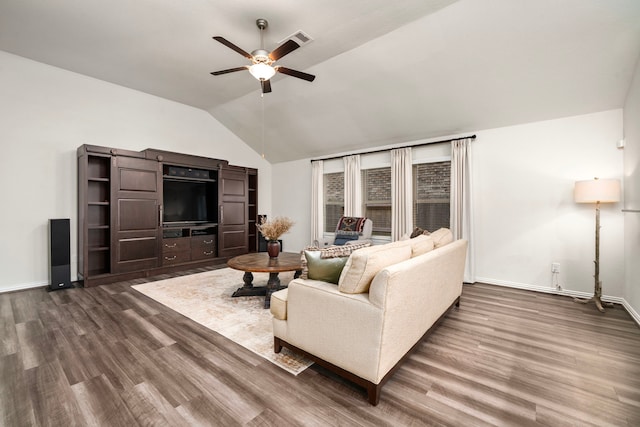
(131, 268), (313, 375)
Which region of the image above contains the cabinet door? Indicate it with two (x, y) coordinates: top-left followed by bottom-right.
(111, 156), (162, 273)
(218, 168), (248, 257)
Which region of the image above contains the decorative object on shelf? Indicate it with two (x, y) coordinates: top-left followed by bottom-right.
(256, 216), (294, 258)
(574, 177), (621, 312)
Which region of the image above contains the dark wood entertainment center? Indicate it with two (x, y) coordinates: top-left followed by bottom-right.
(77, 144), (258, 287)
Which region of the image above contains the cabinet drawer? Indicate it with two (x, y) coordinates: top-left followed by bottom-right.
(162, 250), (191, 265)
(162, 237), (190, 253)
(191, 235), (216, 250)
(191, 247), (216, 261)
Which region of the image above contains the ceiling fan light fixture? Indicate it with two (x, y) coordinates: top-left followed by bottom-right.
(211, 18), (315, 93)
(249, 62), (276, 81)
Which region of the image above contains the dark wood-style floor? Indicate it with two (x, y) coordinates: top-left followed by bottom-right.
(1, 268), (639, 426)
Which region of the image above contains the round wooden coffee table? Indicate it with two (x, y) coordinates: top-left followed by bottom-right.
(227, 252), (303, 309)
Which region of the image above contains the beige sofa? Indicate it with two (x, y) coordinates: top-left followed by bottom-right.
(270, 230), (468, 405)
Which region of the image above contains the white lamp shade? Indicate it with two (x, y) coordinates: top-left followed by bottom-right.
(249, 63), (276, 81)
(574, 178), (621, 203)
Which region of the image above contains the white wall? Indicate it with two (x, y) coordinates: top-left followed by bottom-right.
(272, 159), (312, 252)
(473, 110), (624, 297)
(0, 51), (271, 292)
(272, 110), (626, 301)
(623, 58), (640, 320)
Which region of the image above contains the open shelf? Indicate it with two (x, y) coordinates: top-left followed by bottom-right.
(80, 153), (112, 280)
(87, 156), (110, 179)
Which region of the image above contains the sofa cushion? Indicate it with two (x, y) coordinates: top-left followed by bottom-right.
(338, 244), (412, 294)
(270, 288), (288, 320)
(409, 234), (434, 257)
(300, 242), (370, 279)
(430, 228), (453, 248)
(304, 250), (349, 284)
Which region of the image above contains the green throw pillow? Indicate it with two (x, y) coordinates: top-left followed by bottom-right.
(304, 250), (348, 284)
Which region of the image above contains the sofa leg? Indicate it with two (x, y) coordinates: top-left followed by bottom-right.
(366, 383), (381, 406)
(455, 296), (461, 308)
(274, 337), (282, 354)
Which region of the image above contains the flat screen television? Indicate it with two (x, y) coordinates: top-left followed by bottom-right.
(163, 179), (217, 225)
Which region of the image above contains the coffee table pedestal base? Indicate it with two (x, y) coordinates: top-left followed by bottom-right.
(232, 272), (287, 309)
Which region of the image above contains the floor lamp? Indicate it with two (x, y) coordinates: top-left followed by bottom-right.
(574, 177), (621, 312)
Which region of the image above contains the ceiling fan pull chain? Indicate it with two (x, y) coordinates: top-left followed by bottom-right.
(261, 94), (265, 159)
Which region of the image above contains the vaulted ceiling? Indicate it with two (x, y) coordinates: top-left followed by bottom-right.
(1, 0), (639, 162)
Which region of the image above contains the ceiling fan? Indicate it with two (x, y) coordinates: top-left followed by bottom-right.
(210, 18), (316, 94)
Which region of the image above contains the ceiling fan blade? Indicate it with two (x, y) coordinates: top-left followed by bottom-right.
(261, 79), (272, 94)
(213, 36), (253, 60)
(269, 40), (300, 61)
(210, 66), (249, 76)
(276, 66), (316, 82)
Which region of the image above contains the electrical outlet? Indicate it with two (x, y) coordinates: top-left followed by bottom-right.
(551, 262), (560, 273)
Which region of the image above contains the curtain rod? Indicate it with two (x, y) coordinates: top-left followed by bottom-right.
(310, 134), (476, 163)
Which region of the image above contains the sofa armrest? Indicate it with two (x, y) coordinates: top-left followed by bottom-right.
(367, 239), (468, 375)
(274, 278), (384, 383)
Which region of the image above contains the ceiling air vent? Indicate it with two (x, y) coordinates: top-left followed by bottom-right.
(278, 30), (313, 47)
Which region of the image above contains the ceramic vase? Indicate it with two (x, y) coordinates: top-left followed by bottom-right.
(267, 240), (280, 258)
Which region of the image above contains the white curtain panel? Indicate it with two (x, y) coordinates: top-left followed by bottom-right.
(311, 160), (324, 243)
(451, 138), (476, 283)
(391, 147), (413, 241)
(343, 155), (362, 216)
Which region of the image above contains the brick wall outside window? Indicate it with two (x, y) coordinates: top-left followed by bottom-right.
(413, 161), (451, 231)
(324, 172), (344, 232)
(362, 168), (391, 236)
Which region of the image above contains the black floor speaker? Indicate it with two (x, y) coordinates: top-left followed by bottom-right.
(49, 218), (73, 291)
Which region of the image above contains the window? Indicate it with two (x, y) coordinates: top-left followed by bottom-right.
(324, 172), (344, 232)
(362, 167), (391, 237)
(413, 161), (451, 231)
(322, 160), (450, 237)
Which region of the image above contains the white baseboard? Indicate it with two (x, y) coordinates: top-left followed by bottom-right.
(622, 299), (640, 326)
(475, 277), (637, 326)
(0, 280), (48, 293)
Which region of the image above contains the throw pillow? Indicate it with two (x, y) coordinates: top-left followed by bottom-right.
(410, 227), (425, 238)
(319, 241), (370, 258)
(299, 242), (370, 279)
(338, 244), (412, 294)
(336, 216), (367, 233)
(410, 227), (431, 238)
(304, 251), (349, 284)
(334, 232), (359, 246)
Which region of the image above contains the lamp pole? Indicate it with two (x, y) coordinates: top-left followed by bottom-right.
(574, 200), (613, 312)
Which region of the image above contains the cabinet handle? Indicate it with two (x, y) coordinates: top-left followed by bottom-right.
(165, 243), (177, 248)
(164, 255), (177, 261)
(203, 240), (213, 244)
(220, 206), (224, 224)
(203, 251), (214, 256)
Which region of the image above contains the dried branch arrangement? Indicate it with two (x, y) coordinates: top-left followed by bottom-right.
(256, 216), (294, 240)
